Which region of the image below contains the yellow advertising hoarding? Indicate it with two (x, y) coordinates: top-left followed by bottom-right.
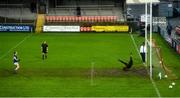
(92, 26), (129, 32)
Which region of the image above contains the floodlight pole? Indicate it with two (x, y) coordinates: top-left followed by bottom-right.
(150, 0), (153, 79)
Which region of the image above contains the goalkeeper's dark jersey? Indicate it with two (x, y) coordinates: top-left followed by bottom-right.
(127, 56), (133, 68)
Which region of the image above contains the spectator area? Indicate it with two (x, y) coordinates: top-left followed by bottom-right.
(45, 16), (118, 23)
(47, 0), (125, 22)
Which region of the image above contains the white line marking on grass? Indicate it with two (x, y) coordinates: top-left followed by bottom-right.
(0, 34), (32, 60)
(130, 34), (161, 98)
(91, 61), (95, 86)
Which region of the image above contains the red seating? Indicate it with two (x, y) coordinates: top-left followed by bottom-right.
(80, 27), (84, 32)
(84, 16), (88, 22)
(59, 16), (63, 21)
(51, 16), (56, 22)
(81, 16), (85, 21)
(80, 27), (92, 32)
(46, 16), (50, 22)
(62, 16), (66, 22)
(46, 16), (118, 23)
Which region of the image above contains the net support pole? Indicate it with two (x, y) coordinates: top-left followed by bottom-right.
(150, 0), (153, 79)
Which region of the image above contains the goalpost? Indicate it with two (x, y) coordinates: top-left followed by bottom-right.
(145, 0), (177, 80)
(145, 10), (177, 79)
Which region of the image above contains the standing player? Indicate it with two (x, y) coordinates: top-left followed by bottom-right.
(13, 51), (20, 73)
(41, 41), (48, 60)
(140, 42), (146, 63)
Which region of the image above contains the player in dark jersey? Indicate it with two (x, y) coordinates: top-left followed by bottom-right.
(118, 53), (133, 71)
(41, 41), (48, 60)
(13, 51), (20, 73)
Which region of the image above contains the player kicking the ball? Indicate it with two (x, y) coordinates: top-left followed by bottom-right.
(13, 51), (20, 73)
(41, 41), (48, 60)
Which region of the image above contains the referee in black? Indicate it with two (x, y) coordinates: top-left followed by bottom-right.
(41, 41), (48, 60)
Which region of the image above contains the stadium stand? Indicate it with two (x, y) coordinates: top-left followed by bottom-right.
(0, 0), (36, 24)
(126, 0), (161, 18)
(0, 7), (36, 20)
(0, 5), (36, 24)
(0, 0), (126, 32)
(48, 7), (123, 17)
(47, 0), (125, 23)
(45, 16), (118, 23)
(55, 0), (115, 8)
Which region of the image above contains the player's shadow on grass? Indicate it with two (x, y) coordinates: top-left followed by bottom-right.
(0, 67), (148, 78)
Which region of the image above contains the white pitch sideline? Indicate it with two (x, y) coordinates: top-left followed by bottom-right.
(0, 34), (32, 60)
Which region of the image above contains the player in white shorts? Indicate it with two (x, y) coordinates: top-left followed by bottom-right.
(13, 51), (20, 73)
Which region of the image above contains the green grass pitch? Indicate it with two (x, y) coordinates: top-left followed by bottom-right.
(0, 32), (180, 97)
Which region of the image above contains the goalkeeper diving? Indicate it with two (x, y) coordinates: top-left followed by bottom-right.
(118, 53), (133, 71)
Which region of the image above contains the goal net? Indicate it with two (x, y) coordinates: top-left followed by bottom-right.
(146, 39), (177, 80)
